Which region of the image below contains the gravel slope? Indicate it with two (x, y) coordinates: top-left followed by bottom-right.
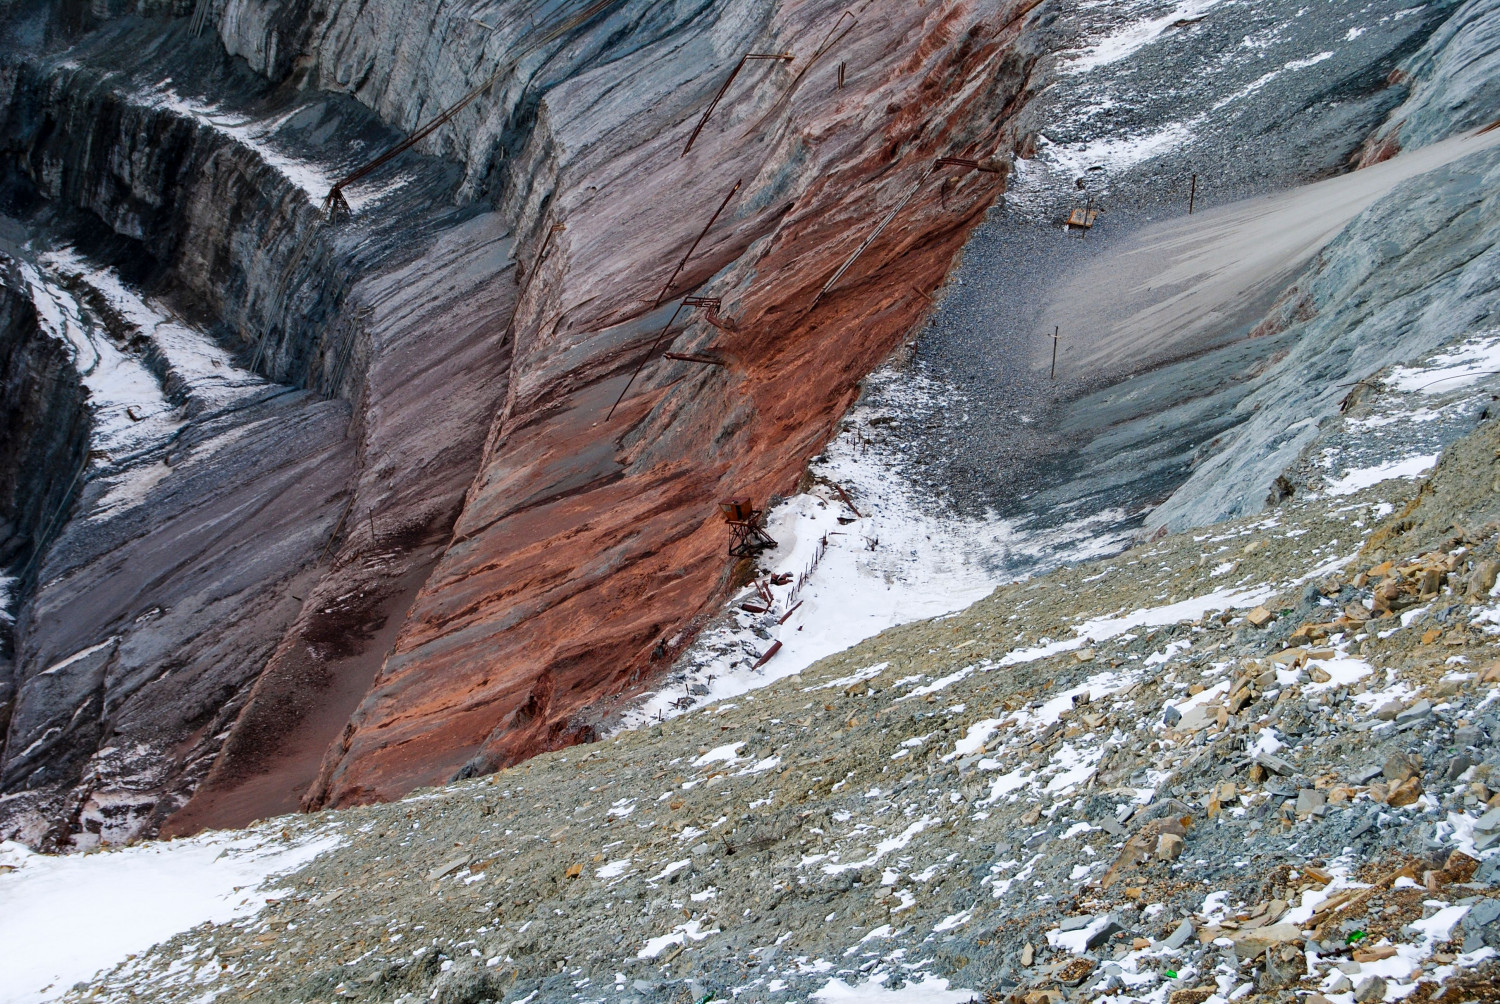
(51, 343), (1500, 1004)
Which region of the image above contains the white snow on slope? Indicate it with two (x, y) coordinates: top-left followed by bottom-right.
(18, 259), (180, 461)
(1324, 455), (1437, 496)
(0, 830), (340, 1004)
(1386, 331), (1500, 394)
(811, 974), (978, 1003)
(1065, 0), (1224, 74)
(139, 82), (405, 212)
(615, 378), (1135, 731)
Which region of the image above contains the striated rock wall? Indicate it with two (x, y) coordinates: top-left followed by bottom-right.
(0, 266), (89, 749)
(1359, 0), (1500, 165)
(303, 0), (1046, 806)
(0, 12), (494, 843)
(0, 0), (1047, 841)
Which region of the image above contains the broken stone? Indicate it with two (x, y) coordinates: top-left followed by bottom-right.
(1396, 699), (1432, 726)
(1383, 752), (1419, 784)
(1020, 942), (1034, 967)
(1466, 899), (1500, 929)
(1075, 648), (1096, 663)
(1246, 606), (1274, 627)
(1386, 776), (1423, 808)
(1085, 918), (1124, 950)
(1255, 753), (1295, 776)
(1177, 706), (1214, 732)
(428, 855), (471, 881)
(1374, 701), (1403, 721)
(1162, 919), (1194, 950)
(1353, 764), (1384, 785)
(1353, 946), (1398, 963)
(1296, 789), (1326, 817)
(1261, 943), (1304, 988)
(1163, 705), (1182, 727)
(1157, 832), (1184, 861)
(1353, 976), (1387, 1003)
(1168, 989), (1214, 1004)
(1231, 923), (1302, 959)
(1469, 560), (1500, 598)
(1448, 754), (1475, 781)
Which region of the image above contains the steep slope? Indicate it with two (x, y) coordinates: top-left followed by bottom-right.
(300, 0), (1047, 810)
(43, 329), (1500, 1004)
(0, 0), (1048, 844)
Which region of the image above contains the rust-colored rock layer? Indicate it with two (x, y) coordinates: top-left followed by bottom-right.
(303, 0), (1044, 807)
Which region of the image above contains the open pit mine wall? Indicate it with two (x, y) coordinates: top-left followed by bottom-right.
(0, 0), (1047, 845)
(0, 268), (89, 729)
(265, 0), (1049, 814)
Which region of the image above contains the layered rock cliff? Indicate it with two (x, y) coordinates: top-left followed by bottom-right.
(0, 0), (1046, 845)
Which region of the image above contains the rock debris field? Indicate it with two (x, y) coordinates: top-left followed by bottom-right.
(50, 358), (1500, 1004)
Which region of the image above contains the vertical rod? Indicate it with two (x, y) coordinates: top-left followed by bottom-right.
(837, 61), (845, 88)
(654, 180), (742, 308)
(607, 302), (689, 421)
(1189, 173), (1197, 215)
(1051, 326), (1059, 380)
(683, 57), (749, 157)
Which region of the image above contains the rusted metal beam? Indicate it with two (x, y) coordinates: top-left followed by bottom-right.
(517, 221), (566, 303)
(654, 180), (742, 308)
(752, 640), (783, 669)
(753, 9), (857, 131)
(608, 299), (688, 420)
(606, 181), (743, 416)
(682, 52), (794, 157)
(936, 156), (1002, 173)
(812, 163), (933, 308)
(663, 352), (724, 365)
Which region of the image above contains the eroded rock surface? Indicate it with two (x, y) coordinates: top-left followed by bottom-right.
(0, 0), (1048, 843)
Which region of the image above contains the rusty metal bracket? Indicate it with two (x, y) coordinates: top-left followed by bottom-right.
(663, 351), (724, 366)
(936, 156), (1002, 173)
(683, 295), (739, 331)
(683, 52), (794, 157)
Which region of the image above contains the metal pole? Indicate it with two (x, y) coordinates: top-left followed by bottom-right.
(1050, 326), (1059, 380)
(1189, 174), (1197, 215)
(654, 180), (742, 308)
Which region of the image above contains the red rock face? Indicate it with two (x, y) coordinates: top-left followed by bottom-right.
(302, 0), (1044, 808)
